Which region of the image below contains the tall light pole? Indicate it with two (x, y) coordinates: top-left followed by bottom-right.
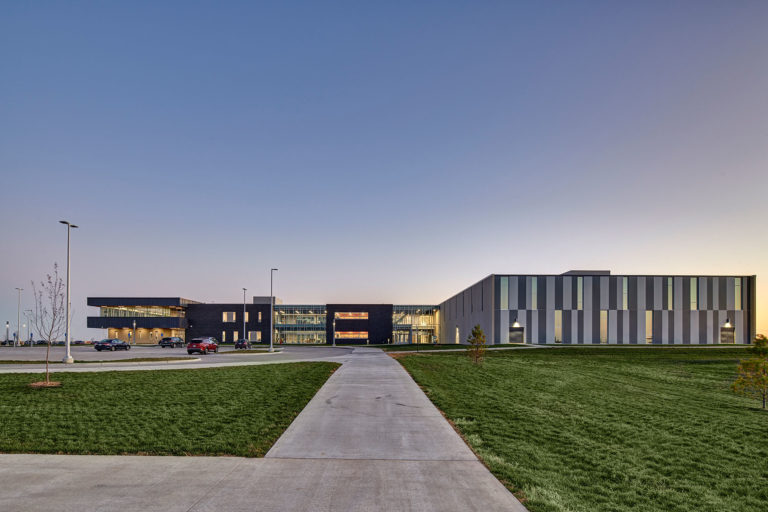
(15, 287), (23, 348)
(269, 268), (277, 352)
(59, 220), (78, 363)
(332, 315), (336, 348)
(5, 321), (8, 344)
(242, 287), (247, 343)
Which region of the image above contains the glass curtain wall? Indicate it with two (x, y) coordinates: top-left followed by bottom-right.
(275, 305), (327, 344)
(392, 305), (439, 344)
(100, 306), (184, 318)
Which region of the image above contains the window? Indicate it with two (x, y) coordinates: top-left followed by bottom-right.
(645, 311), (653, 344)
(500, 277), (508, 310)
(456, 326), (460, 344)
(667, 278), (673, 311)
(335, 312), (369, 320)
(554, 310), (562, 343)
(259, 311), (262, 322)
(735, 278), (742, 310)
(577, 277), (583, 310)
(531, 278), (538, 309)
(690, 278), (697, 310)
(622, 277), (628, 310)
(233, 331), (239, 341)
(248, 331), (261, 342)
(223, 312), (236, 322)
(244, 312), (249, 322)
(221, 331), (227, 342)
(335, 331), (368, 339)
(600, 311), (608, 344)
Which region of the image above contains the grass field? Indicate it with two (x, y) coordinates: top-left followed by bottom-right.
(0, 357), (197, 364)
(397, 347), (768, 512)
(0, 362), (338, 457)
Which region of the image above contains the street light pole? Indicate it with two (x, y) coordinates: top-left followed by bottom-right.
(242, 287), (247, 343)
(269, 268), (277, 353)
(15, 287), (23, 348)
(332, 316), (336, 348)
(59, 220), (78, 363)
(132, 319), (137, 345)
(5, 321), (8, 344)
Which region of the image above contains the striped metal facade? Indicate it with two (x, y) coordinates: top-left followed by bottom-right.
(439, 272), (756, 345)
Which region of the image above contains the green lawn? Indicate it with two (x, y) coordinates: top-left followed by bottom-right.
(397, 347), (768, 512)
(0, 362), (338, 457)
(379, 343), (527, 351)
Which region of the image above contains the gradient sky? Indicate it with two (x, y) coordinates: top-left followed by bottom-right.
(1, 1), (767, 339)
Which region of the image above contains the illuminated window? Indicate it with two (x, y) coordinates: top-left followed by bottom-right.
(456, 326), (460, 344)
(690, 278), (697, 310)
(554, 310), (562, 343)
(735, 278), (742, 310)
(622, 277), (628, 310)
(244, 312), (249, 322)
(248, 331), (261, 342)
(223, 312), (236, 322)
(259, 312), (262, 322)
(500, 277), (508, 310)
(335, 331), (368, 339)
(645, 311), (653, 344)
(600, 311), (608, 344)
(221, 331), (227, 342)
(335, 312), (369, 320)
(531, 278), (538, 310)
(577, 277), (583, 310)
(667, 278), (673, 311)
(233, 331), (239, 341)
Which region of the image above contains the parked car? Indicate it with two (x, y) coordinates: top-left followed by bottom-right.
(187, 337), (218, 355)
(94, 339), (131, 351)
(159, 336), (185, 348)
(73, 340), (85, 345)
(234, 339), (252, 350)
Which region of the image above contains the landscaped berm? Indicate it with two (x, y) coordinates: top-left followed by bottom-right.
(0, 362), (338, 457)
(398, 347), (768, 512)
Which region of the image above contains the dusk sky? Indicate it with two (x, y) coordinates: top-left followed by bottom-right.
(1, 1), (767, 338)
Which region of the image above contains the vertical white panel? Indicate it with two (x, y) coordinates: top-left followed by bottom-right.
(698, 277), (707, 311)
(674, 311), (683, 344)
(623, 310), (630, 343)
(690, 311), (699, 345)
(726, 278), (735, 310)
(546, 309), (554, 344)
(584, 277), (593, 311)
(661, 311), (669, 344)
(654, 276), (663, 310)
(563, 277), (572, 310)
(608, 310), (618, 343)
(674, 277), (683, 311)
(547, 276), (555, 311)
(637, 277), (646, 310)
(600, 276), (609, 309)
(509, 276), (519, 310)
(571, 312), (579, 344)
(526, 277), (533, 310)
(530, 310), (538, 344)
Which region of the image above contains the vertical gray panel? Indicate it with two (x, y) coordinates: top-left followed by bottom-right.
(661, 311), (669, 344)
(499, 310), (509, 344)
(600, 276), (609, 310)
(617, 310), (624, 343)
(689, 311), (698, 345)
(494, 311), (501, 344)
(591, 309), (600, 344)
(735, 311), (744, 344)
(545, 309), (554, 343)
(609, 276), (618, 310)
(662, 277), (669, 310)
(526, 310), (533, 343)
(682, 278), (691, 312)
(563, 277), (572, 310)
(525, 277), (533, 310)
(682, 311), (690, 344)
(546, 276), (555, 312)
(668, 311), (675, 344)
(583, 308), (592, 342)
(555, 276), (563, 310)
(699, 312), (708, 344)
(563, 310), (572, 344)
(494, 277), (501, 310)
(698, 277), (707, 311)
(654, 276), (663, 310)
(584, 277), (593, 311)
(592, 277), (601, 311)
(509, 276), (519, 310)
(623, 311), (630, 344)
(578, 310), (584, 344)
(628, 277), (637, 310)
(653, 311), (662, 344)
(707, 278), (713, 310)
(571, 310), (578, 344)
(674, 277), (683, 311)
(538, 277), (546, 310)
(609, 310), (617, 343)
(637, 277), (646, 311)
(518, 278), (526, 311)
(629, 310), (637, 344)
(539, 310), (547, 344)
(711, 278), (719, 311)
(531, 310), (539, 344)
(674, 310), (683, 344)
(726, 278), (735, 310)
(707, 311), (715, 344)
(718, 277), (727, 310)
(646, 278), (653, 312)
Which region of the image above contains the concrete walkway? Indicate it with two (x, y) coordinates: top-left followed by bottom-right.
(0, 348), (526, 511)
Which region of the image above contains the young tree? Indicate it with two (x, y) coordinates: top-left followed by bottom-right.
(30, 263), (66, 386)
(466, 324), (487, 364)
(732, 334), (768, 409)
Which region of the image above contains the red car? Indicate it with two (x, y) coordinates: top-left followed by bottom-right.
(187, 337), (219, 355)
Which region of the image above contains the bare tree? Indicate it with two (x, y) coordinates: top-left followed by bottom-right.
(31, 263), (66, 385)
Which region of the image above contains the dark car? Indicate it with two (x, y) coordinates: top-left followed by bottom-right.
(159, 336), (185, 348)
(234, 339), (252, 350)
(94, 339), (131, 351)
(187, 337), (218, 355)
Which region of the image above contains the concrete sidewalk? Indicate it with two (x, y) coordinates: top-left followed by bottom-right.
(0, 348), (526, 511)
